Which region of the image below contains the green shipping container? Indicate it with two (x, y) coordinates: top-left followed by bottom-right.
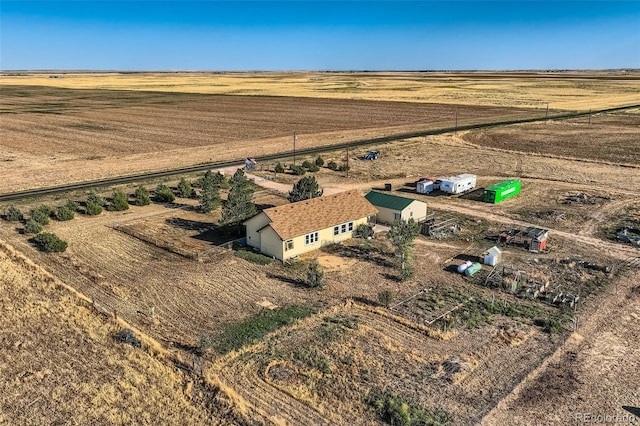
(483, 180), (521, 203)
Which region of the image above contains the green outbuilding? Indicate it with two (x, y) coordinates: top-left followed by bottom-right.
(365, 191), (428, 224)
(483, 180), (521, 203)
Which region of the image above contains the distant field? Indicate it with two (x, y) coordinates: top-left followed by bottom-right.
(0, 84), (539, 192)
(461, 111), (640, 165)
(2, 71), (639, 109)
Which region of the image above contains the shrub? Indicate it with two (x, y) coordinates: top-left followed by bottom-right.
(274, 162), (285, 173)
(134, 186), (151, 206)
(327, 160), (339, 170)
(23, 219), (43, 235)
(338, 163), (350, 172)
(110, 189), (129, 211)
(87, 192), (106, 207)
(64, 200), (80, 212)
(368, 391), (447, 426)
(306, 163), (320, 172)
(155, 184), (175, 203)
(4, 205), (24, 222)
(235, 250), (274, 265)
(301, 160), (313, 169)
(54, 205), (75, 221)
(30, 205), (52, 225)
(177, 177), (193, 198)
(378, 290), (395, 308)
(315, 156), (324, 167)
(306, 260), (324, 289)
(85, 200), (103, 216)
(290, 165), (306, 176)
(31, 232), (68, 253)
(356, 223), (374, 239)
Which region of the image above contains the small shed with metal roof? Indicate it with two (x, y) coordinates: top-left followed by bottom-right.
(365, 191), (427, 224)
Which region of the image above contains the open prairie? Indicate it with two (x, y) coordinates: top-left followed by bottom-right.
(2, 71), (639, 108)
(0, 84), (541, 192)
(0, 240), (239, 425)
(1, 72), (639, 425)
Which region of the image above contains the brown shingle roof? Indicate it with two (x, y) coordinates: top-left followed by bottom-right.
(260, 190), (378, 240)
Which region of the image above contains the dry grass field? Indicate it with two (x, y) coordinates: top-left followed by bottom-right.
(0, 240), (238, 425)
(0, 84), (540, 192)
(2, 71), (639, 109)
(1, 72), (639, 425)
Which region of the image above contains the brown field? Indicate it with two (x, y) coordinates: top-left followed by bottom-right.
(0, 84), (541, 193)
(2, 71), (639, 109)
(1, 72), (640, 425)
(0, 240), (238, 425)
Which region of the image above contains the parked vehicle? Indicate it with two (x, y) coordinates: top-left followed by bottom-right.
(438, 174), (477, 194)
(364, 150), (380, 160)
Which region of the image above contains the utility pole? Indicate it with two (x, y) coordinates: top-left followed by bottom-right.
(455, 109), (458, 134)
(293, 132), (297, 165)
(545, 103), (549, 120)
(346, 146), (349, 178)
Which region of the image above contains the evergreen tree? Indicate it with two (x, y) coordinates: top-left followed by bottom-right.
(306, 260), (324, 288)
(24, 219), (43, 234)
(30, 205), (52, 225)
(315, 156), (324, 167)
(134, 186), (151, 206)
(110, 189), (130, 211)
(221, 169), (257, 225)
(199, 171), (222, 213)
(177, 177), (193, 198)
(87, 191), (106, 207)
(288, 176), (323, 203)
(388, 218), (420, 281)
(32, 232), (68, 253)
(54, 205), (75, 221)
(85, 200), (103, 216)
(4, 205), (24, 222)
(274, 162), (285, 173)
(155, 184), (175, 203)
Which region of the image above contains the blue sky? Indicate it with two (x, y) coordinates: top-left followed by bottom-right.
(1, 1), (639, 70)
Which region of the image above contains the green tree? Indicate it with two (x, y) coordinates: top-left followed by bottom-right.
(32, 232), (68, 253)
(327, 160), (339, 171)
(388, 218), (420, 281)
(290, 165), (306, 175)
(85, 200), (103, 216)
(4, 205), (24, 222)
(199, 171), (222, 213)
(221, 168), (257, 225)
(288, 175), (323, 203)
(274, 162), (285, 173)
(54, 205), (75, 221)
(306, 260), (325, 289)
(110, 189), (130, 211)
(64, 200), (80, 212)
(133, 186), (151, 206)
(87, 192), (106, 207)
(30, 205), (52, 225)
(315, 156), (324, 167)
(177, 177), (193, 198)
(24, 219), (43, 235)
(155, 184), (175, 203)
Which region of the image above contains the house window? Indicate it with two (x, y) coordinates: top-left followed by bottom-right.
(348, 222), (354, 231)
(341, 224), (347, 233)
(410, 211), (413, 217)
(285, 240), (294, 251)
(394, 213), (401, 220)
(305, 232), (318, 245)
(333, 226), (340, 236)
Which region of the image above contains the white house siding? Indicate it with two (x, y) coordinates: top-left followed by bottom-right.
(244, 212), (270, 250)
(258, 226), (284, 260)
(400, 201), (428, 222)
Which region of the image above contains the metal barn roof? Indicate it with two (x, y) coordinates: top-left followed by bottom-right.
(365, 191), (420, 211)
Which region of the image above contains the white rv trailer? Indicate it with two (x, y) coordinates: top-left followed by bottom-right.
(416, 179), (435, 194)
(438, 174), (477, 194)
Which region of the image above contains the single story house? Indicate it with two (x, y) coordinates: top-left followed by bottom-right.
(244, 190), (378, 261)
(364, 191), (427, 225)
